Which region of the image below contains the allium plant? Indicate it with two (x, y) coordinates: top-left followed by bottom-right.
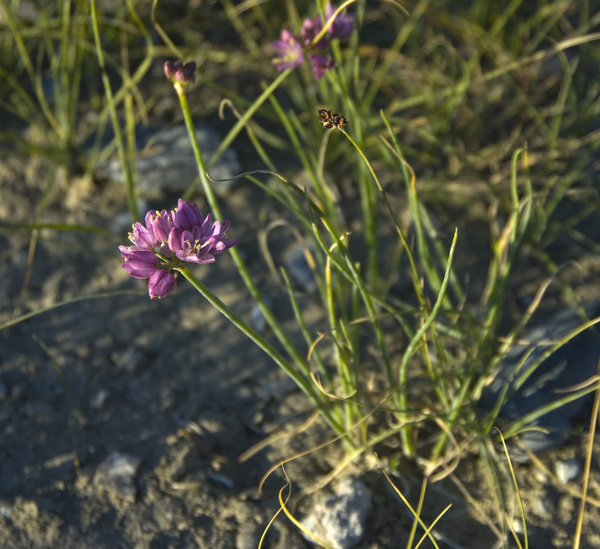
(272, 2), (355, 80)
(117, 59), (352, 441)
(5, 3), (600, 546)
(119, 200), (237, 298)
(116, 3), (598, 504)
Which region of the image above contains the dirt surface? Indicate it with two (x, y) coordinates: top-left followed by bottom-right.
(1, 141), (600, 549)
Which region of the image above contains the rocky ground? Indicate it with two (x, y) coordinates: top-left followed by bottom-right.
(1, 120), (600, 549)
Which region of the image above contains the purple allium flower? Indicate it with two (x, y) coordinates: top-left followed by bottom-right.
(309, 53), (336, 80)
(145, 209), (176, 256)
(119, 199), (237, 298)
(129, 221), (157, 250)
(164, 60), (197, 84)
(272, 30), (304, 71)
(325, 3), (355, 40)
(300, 16), (328, 49)
(169, 200), (237, 264)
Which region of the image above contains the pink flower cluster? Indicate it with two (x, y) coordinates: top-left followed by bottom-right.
(272, 3), (355, 80)
(119, 199), (237, 298)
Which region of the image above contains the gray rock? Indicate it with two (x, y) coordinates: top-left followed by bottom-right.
(555, 457), (584, 483)
(256, 377), (297, 400)
(283, 244), (318, 293)
(209, 473), (234, 489)
(111, 347), (145, 373)
(93, 121), (239, 198)
(0, 500), (11, 519)
(90, 388), (109, 409)
(302, 478), (372, 549)
(95, 452), (142, 501)
(480, 302), (600, 460)
(250, 296), (272, 334)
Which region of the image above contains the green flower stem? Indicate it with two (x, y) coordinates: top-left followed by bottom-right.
(179, 267), (344, 436)
(177, 70), (291, 198)
(323, 249), (354, 434)
(267, 92), (339, 230)
(331, 102), (378, 290)
(280, 269), (333, 390)
(176, 83), (316, 382)
(175, 84), (350, 442)
(310, 206), (394, 401)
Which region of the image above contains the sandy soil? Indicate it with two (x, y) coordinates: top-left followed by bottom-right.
(1, 140), (600, 549)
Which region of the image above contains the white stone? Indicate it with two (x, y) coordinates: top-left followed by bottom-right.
(555, 458), (583, 483)
(302, 479), (372, 549)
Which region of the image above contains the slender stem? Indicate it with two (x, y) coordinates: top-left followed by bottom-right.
(176, 85), (319, 386)
(175, 84), (360, 444)
(179, 267), (344, 436)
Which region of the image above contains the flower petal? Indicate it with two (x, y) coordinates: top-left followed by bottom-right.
(120, 248), (158, 279)
(148, 269), (177, 298)
(175, 199), (204, 231)
(272, 30), (304, 71)
(129, 222), (157, 249)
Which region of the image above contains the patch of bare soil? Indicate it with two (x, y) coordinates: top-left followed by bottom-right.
(1, 149), (600, 549)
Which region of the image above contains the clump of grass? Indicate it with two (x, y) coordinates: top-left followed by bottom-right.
(151, 1), (600, 543)
(2, 0), (600, 546)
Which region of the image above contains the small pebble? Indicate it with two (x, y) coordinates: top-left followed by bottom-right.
(95, 452), (142, 501)
(511, 517), (524, 535)
(250, 296), (272, 333)
(90, 389), (109, 409)
(555, 458), (584, 483)
(21, 499), (40, 520)
(532, 468), (548, 483)
(302, 478), (372, 549)
(257, 377), (297, 400)
(11, 383), (26, 401)
(236, 522), (261, 549)
(0, 501), (11, 519)
(283, 244), (318, 293)
(210, 473), (234, 489)
(534, 492), (556, 518)
(111, 348), (145, 373)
